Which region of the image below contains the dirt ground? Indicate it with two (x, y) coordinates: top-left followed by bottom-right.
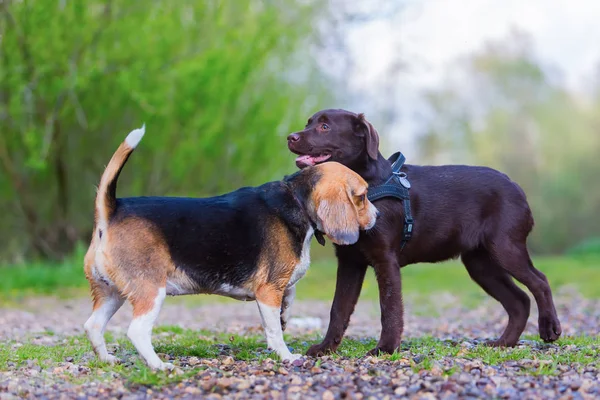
(1, 287), (599, 399)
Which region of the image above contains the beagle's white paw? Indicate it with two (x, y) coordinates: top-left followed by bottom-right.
(159, 362), (175, 371)
(100, 354), (119, 365)
(148, 361), (175, 371)
(283, 353), (303, 362)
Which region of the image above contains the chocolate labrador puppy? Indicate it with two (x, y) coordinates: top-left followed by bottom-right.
(287, 109), (562, 356)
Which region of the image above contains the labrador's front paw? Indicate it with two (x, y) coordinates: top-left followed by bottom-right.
(306, 342), (336, 357)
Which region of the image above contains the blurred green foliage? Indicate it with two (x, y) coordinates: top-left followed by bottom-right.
(418, 32), (600, 254)
(0, 0), (331, 261)
(566, 237), (600, 258)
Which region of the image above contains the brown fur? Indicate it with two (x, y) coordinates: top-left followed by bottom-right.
(86, 216), (173, 316)
(255, 284), (284, 308)
(251, 218), (300, 294)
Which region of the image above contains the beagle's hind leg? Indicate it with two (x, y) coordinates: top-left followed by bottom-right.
(84, 281), (125, 364)
(107, 217), (177, 370)
(127, 285), (173, 371)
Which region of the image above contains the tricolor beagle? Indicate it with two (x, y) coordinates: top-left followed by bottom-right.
(83, 126), (378, 370)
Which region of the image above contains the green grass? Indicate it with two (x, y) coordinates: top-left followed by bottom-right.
(1, 327), (598, 386)
(0, 244), (90, 301)
(567, 237), (600, 257)
(1, 243), (599, 304)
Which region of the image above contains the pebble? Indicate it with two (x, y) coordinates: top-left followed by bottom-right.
(457, 373), (473, 384)
(394, 386), (407, 396)
(221, 356), (234, 365)
(570, 380), (582, 391)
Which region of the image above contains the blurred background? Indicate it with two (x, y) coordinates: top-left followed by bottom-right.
(0, 0), (598, 299)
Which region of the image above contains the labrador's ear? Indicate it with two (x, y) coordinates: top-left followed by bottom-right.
(357, 113), (380, 161)
(316, 196), (360, 245)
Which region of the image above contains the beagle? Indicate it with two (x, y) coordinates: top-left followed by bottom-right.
(83, 126), (378, 370)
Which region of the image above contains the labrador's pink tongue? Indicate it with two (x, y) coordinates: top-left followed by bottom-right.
(313, 154), (331, 163)
(296, 155), (315, 168)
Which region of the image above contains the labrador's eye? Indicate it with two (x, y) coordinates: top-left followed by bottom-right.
(321, 123), (330, 130)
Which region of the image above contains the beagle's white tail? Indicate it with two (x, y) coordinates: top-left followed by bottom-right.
(95, 125), (145, 230)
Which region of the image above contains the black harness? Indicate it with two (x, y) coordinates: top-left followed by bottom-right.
(367, 152), (414, 249)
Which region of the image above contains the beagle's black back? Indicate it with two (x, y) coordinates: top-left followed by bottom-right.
(111, 179), (312, 292)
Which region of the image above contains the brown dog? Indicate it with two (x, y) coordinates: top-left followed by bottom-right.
(287, 109), (562, 356)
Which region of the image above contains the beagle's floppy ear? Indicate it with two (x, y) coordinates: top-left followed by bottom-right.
(357, 113), (380, 160)
(316, 192), (360, 245)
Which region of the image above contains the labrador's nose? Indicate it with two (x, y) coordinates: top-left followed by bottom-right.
(287, 133), (300, 143)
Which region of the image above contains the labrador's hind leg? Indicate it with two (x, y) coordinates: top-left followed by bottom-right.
(462, 248), (530, 346)
(489, 239), (562, 343)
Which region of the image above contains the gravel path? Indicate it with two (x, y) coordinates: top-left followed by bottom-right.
(1, 286), (599, 399)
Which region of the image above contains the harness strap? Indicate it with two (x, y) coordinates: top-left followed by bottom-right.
(386, 152), (406, 183)
(367, 185), (408, 201)
(367, 152), (414, 249)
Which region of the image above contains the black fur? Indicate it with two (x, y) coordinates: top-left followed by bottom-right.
(110, 173), (316, 292)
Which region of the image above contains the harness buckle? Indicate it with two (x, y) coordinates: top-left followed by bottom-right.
(393, 171), (411, 189)
(403, 217), (414, 240)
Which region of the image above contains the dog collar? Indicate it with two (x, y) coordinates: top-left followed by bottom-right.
(367, 152), (414, 248)
(313, 227), (326, 246)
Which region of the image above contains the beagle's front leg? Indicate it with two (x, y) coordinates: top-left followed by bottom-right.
(255, 285), (301, 362)
(280, 285), (296, 332)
